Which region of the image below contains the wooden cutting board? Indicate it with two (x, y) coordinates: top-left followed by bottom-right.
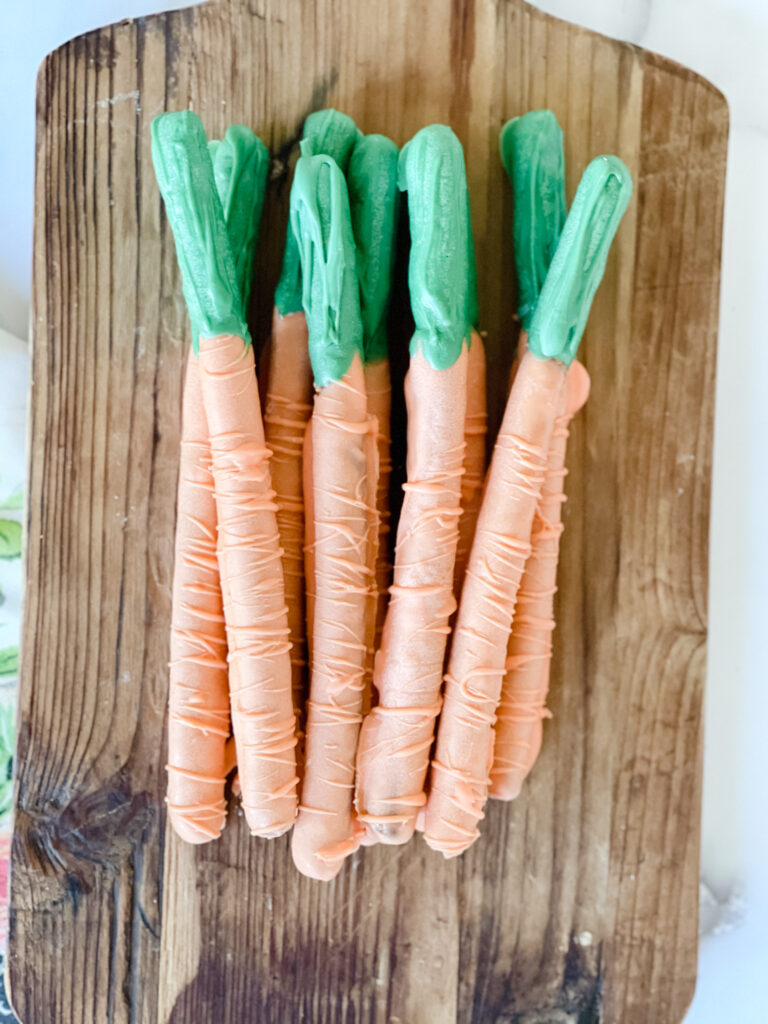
(8, 0), (727, 1021)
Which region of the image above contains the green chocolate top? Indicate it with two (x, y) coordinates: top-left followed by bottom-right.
(299, 108), (362, 167)
(273, 225), (304, 317)
(528, 154), (632, 366)
(398, 125), (470, 370)
(208, 125), (269, 311)
(347, 133), (399, 365)
(500, 110), (567, 330)
(274, 109), (361, 316)
(466, 194), (479, 333)
(151, 111), (249, 349)
(290, 154), (364, 388)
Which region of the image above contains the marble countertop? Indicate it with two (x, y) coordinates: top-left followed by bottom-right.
(1, 1), (766, 1020)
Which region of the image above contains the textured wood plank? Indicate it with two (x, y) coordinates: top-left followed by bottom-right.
(9, 0), (727, 1022)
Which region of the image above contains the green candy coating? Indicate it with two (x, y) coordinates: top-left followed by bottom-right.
(528, 154), (632, 366)
(299, 108), (361, 164)
(275, 109), (361, 316)
(398, 125), (470, 370)
(347, 133), (399, 365)
(466, 194), (479, 333)
(290, 154), (364, 388)
(273, 225), (304, 317)
(151, 111), (249, 350)
(500, 110), (567, 330)
(208, 125), (269, 310)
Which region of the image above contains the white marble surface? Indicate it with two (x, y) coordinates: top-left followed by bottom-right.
(1, 0), (766, 1019)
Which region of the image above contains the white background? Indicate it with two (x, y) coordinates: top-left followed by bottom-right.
(1, 0), (766, 1020)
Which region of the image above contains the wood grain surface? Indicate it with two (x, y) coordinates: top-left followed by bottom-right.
(8, 0), (727, 1021)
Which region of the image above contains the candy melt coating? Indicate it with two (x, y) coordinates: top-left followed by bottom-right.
(299, 108), (362, 162)
(151, 111), (249, 349)
(398, 125), (471, 370)
(197, 334), (299, 838)
(275, 108), (361, 315)
(423, 350), (566, 856)
(355, 347), (468, 843)
(347, 133), (399, 653)
(489, 359), (590, 800)
(500, 110), (566, 331)
(263, 310), (313, 730)
(347, 133), (400, 365)
(292, 354), (376, 879)
(529, 154), (632, 366)
(167, 349), (230, 843)
(209, 125), (269, 310)
(466, 194), (479, 332)
(290, 154), (364, 387)
(454, 328), (487, 596)
(266, 111), (360, 759)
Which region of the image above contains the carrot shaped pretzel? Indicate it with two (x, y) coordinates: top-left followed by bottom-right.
(265, 110), (360, 740)
(152, 111), (298, 839)
(355, 126), (470, 845)
(454, 198), (487, 598)
(163, 124), (269, 843)
(490, 109), (584, 799)
(424, 154), (633, 856)
(288, 154), (376, 880)
(489, 360), (590, 799)
(347, 133), (400, 702)
(166, 347), (231, 843)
